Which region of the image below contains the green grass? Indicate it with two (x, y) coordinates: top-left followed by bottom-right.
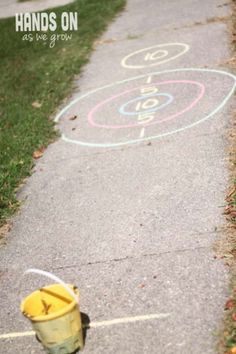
(0, 0), (126, 227)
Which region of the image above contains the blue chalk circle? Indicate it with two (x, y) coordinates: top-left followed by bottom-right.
(119, 93), (174, 116)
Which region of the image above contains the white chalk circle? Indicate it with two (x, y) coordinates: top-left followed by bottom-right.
(121, 43), (190, 69)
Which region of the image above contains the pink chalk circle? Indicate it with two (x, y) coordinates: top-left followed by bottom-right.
(87, 80), (205, 129)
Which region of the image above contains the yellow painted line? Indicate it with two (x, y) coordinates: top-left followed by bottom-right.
(0, 313), (170, 340)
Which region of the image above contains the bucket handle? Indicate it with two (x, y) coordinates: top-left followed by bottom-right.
(23, 268), (79, 305)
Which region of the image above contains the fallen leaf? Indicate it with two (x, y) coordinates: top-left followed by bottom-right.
(226, 186), (236, 202)
(224, 205), (232, 215)
(232, 313), (236, 321)
(94, 38), (117, 46)
(0, 223), (11, 239)
(231, 347), (236, 354)
(33, 147), (45, 159)
(139, 283), (145, 289)
(69, 115), (77, 121)
(222, 254), (234, 260)
(225, 299), (235, 310)
(147, 142), (152, 146)
(32, 101), (42, 108)
(41, 299), (52, 315)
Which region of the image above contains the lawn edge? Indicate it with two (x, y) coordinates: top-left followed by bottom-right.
(0, 0), (127, 240)
(218, 1), (236, 352)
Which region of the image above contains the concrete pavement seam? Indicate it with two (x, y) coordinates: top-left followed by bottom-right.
(51, 245), (211, 271)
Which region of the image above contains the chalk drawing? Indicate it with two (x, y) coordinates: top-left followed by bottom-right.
(54, 68), (236, 148)
(119, 93), (173, 117)
(88, 80), (204, 129)
(121, 43), (190, 69)
(146, 76), (152, 84)
(0, 313), (170, 340)
(139, 127), (146, 138)
(135, 85), (160, 125)
(145, 49), (168, 61)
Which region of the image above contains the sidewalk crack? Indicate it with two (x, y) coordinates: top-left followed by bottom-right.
(52, 245), (211, 271)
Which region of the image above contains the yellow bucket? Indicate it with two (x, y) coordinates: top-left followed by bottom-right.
(20, 270), (83, 354)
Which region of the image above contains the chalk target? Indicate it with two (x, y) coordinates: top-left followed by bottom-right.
(118, 93), (173, 116)
(121, 43), (190, 69)
(55, 69), (236, 148)
(87, 80), (205, 129)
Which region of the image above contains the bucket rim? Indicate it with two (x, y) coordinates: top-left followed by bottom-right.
(20, 283), (79, 322)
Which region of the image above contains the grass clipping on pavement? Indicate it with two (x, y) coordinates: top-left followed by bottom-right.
(0, 0), (126, 230)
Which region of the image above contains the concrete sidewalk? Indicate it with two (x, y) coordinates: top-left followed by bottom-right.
(0, 0), (234, 353)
